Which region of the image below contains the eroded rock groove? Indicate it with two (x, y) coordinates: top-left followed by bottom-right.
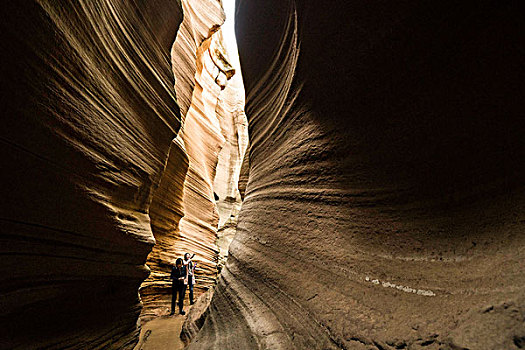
(1, 0), (524, 349)
(189, 1), (525, 349)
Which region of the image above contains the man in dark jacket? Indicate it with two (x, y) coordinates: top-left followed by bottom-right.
(170, 258), (186, 315)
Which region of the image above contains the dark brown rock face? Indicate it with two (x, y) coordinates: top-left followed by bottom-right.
(1, 1), (182, 348)
(189, 1), (525, 349)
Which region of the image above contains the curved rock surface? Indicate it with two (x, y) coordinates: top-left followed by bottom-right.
(2, 0), (247, 345)
(139, 0), (226, 321)
(172, 28), (235, 295)
(190, 1), (525, 349)
(139, 139), (188, 321)
(1, 0), (182, 348)
(214, 63), (249, 270)
(140, 0), (247, 320)
(3, 0), (524, 349)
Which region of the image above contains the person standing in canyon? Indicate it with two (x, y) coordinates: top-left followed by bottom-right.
(170, 258), (187, 315)
(183, 253), (197, 305)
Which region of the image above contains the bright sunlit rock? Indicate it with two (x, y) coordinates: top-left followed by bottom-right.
(221, 0), (240, 68)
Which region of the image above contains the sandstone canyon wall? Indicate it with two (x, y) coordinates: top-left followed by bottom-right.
(137, 138), (189, 321)
(2, 0), (247, 345)
(2, 0), (524, 349)
(189, 1), (525, 349)
(0, 1), (184, 348)
(214, 67), (249, 270)
(139, 0), (248, 321)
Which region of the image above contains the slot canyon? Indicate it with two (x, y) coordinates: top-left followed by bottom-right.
(1, 1), (524, 350)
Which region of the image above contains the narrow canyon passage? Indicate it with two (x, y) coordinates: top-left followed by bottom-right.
(138, 0), (248, 325)
(1, 1), (525, 350)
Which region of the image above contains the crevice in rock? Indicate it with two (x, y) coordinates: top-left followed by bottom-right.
(3, 0), (524, 349)
(137, 0), (248, 342)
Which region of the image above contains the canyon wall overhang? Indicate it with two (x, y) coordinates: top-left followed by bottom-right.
(1, 1), (182, 348)
(189, 1), (525, 349)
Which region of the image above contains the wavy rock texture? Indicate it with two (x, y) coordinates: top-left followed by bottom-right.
(138, 0), (226, 321)
(174, 31), (234, 297)
(150, 0), (247, 308)
(189, 1), (525, 349)
(139, 0), (248, 321)
(172, 0), (225, 118)
(237, 144), (250, 201)
(139, 139), (189, 321)
(181, 288), (215, 346)
(0, 0), (183, 348)
(215, 66), (249, 270)
(180, 39), (248, 343)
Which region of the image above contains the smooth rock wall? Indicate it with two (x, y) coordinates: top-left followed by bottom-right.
(190, 1), (525, 349)
(1, 1), (182, 348)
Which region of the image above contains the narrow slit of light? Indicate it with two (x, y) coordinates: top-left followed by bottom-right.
(222, 0), (240, 68)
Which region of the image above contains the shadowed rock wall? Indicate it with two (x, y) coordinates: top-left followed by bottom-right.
(189, 1), (525, 349)
(0, 1), (182, 348)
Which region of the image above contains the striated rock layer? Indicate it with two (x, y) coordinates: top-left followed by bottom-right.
(174, 29), (232, 296)
(140, 0), (248, 319)
(190, 1), (525, 349)
(1, 0), (248, 344)
(1, 0), (183, 348)
(214, 60), (249, 270)
(138, 0), (225, 321)
(138, 139), (188, 321)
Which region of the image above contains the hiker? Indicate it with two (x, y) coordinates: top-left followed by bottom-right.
(183, 253), (196, 305)
(170, 258), (186, 315)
